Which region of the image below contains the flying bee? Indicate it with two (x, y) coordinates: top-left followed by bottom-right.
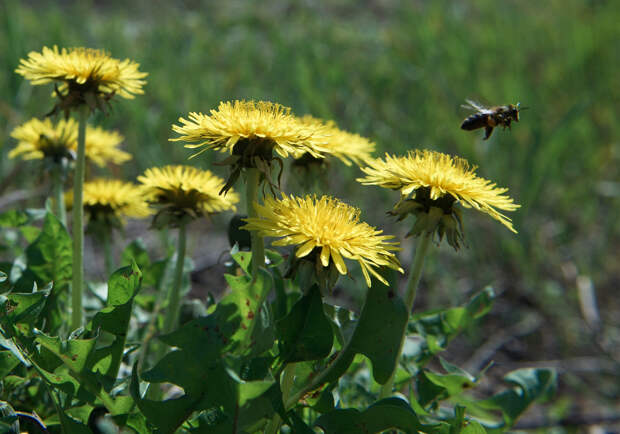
(460, 99), (525, 140)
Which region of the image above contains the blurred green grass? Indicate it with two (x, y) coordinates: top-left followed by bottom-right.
(1, 0), (619, 406)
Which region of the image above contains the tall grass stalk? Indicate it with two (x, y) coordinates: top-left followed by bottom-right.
(246, 168), (264, 279)
(379, 232), (432, 398)
(103, 232), (114, 277)
(51, 165), (66, 227)
(163, 223), (187, 333)
(71, 106), (88, 330)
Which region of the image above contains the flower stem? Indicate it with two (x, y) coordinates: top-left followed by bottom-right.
(51, 165), (66, 227)
(379, 232), (432, 398)
(103, 231), (114, 277)
(71, 106), (88, 330)
(246, 168), (264, 279)
(163, 222), (187, 333)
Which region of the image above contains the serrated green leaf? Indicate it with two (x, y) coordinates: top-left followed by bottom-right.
(231, 250), (252, 274)
(422, 359), (476, 398)
(25, 212), (72, 289)
(276, 284), (333, 363)
(219, 269), (273, 355)
(106, 263), (142, 306)
(34, 332), (97, 373)
(0, 351), (19, 379)
(407, 288), (495, 369)
(0, 210), (30, 227)
(57, 408), (92, 434)
(462, 420), (487, 434)
(264, 249), (284, 268)
(314, 397), (424, 434)
(2, 290), (49, 326)
(348, 285), (408, 384)
(20, 226), (41, 243)
(239, 380), (273, 407)
(466, 287), (495, 319)
(476, 368), (557, 427)
(131, 309), (242, 433)
(0, 401), (19, 434)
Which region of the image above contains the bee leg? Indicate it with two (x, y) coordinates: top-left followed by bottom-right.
(484, 126), (494, 140)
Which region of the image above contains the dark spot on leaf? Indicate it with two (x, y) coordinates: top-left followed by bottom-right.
(245, 299), (250, 306)
(247, 311), (255, 320)
(387, 290), (395, 299)
(222, 337), (228, 344)
(71, 355), (78, 361)
(241, 323), (247, 329)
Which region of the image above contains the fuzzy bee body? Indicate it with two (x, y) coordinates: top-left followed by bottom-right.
(460, 100), (522, 140)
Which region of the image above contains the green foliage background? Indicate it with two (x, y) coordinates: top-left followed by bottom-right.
(0, 0), (619, 426)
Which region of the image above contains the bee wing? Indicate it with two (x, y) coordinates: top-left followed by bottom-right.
(462, 99), (491, 114)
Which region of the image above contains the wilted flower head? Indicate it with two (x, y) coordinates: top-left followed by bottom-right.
(171, 100), (328, 193)
(66, 179), (150, 235)
(294, 116), (375, 167)
(9, 117), (131, 167)
(358, 150), (520, 249)
(15, 45), (147, 116)
(242, 194), (402, 287)
(138, 165), (239, 228)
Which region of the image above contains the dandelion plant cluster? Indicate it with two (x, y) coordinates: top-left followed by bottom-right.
(0, 42), (548, 434)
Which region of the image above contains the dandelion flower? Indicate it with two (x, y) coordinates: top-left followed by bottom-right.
(9, 117), (131, 166)
(294, 116), (375, 167)
(15, 45), (147, 115)
(358, 150), (520, 248)
(82, 126), (131, 167)
(171, 101), (328, 192)
(66, 179), (150, 228)
(242, 195), (402, 287)
(138, 165), (239, 227)
(10, 118), (76, 163)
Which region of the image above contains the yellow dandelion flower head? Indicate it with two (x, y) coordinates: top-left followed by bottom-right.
(242, 194), (403, 287)
(358, 150), (520, 232)
(138, 165), (239, 216)
(9, 117), (131, 167)
(82, 126), (131, 167)
(66, 179), (151, 219)
(295, 116), (376, 166)
(9, 117), (77, 162)
(171, 100), (327, 160)
(15, 45), (147, 99)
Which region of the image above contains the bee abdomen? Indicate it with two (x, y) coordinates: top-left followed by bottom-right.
(460, 114), (489, 131)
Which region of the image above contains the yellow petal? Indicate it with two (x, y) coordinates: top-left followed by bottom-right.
(330, 248), (348, 275)
(320, 245), (330, 267)
(296, 240), (316, 258)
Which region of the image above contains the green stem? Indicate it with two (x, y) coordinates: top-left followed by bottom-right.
(246, 168), (264, 279)
(103, 231), (114, 277)
(163, 223), (187, 333)
(51, 165), (66, 227)
(379, 232), (432, 398)
(71, 106), (88, 330)
(265, 363), (296, 434)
